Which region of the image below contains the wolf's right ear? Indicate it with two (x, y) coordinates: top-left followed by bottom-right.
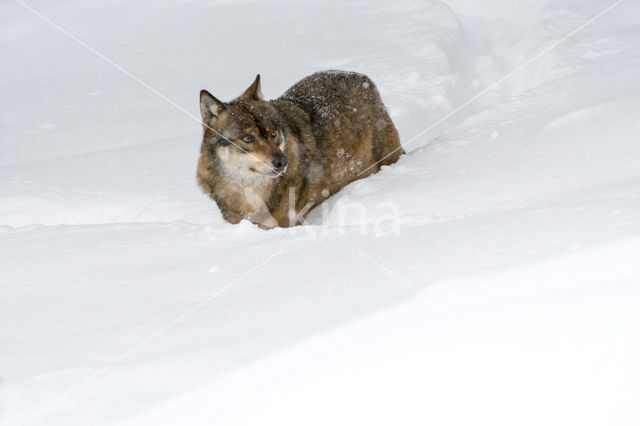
(200, 90), (224, 121)
(240, 74), (263, 101)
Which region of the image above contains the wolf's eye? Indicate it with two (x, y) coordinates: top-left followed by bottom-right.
(241, 134), (254, 143)
(270, 130), (278, 139)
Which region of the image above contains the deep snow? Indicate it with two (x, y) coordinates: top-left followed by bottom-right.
(1, 0), (640, 425)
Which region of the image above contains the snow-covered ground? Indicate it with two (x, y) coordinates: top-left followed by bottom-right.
(2, 0), (640, 425)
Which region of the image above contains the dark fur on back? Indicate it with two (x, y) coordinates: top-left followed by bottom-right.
(197, 70), (402, 228)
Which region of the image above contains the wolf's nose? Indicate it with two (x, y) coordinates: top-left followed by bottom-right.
(272, 153), (288, 170)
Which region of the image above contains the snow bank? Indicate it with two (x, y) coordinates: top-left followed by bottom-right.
(120, 238), (640, 426)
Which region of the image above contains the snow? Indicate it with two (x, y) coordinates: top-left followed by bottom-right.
(1, 0), (640, 425)
(119, 238), (640, 426)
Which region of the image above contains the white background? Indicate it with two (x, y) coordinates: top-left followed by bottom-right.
(1, 0), (639, 424)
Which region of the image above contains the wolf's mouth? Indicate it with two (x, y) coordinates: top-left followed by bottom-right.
(249, 166), (286, 178)
(267, 167), (286, 178)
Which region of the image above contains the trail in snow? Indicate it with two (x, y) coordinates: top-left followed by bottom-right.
(1, 0), (640, 425)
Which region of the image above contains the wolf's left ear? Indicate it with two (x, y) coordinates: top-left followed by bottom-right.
(200, 90), (224, 121)
(240, 74), (263, 101)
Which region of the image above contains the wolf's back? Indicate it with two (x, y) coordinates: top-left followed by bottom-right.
(280, 70), (384, 117)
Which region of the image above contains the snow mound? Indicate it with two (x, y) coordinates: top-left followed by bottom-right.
(2, 0), (640, 425)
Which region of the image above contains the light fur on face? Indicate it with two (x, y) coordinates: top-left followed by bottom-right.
(216, 146), (279, 179)
(278, 129), (287, 151)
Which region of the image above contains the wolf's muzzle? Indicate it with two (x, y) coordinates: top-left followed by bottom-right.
(272, 153), (288, 171)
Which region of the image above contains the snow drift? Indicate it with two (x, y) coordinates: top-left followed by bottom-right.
(1, 0), (640, 425)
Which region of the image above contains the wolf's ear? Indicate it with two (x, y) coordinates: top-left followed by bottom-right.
(240, 74), (263, 101)
(200, 90), (224, 121)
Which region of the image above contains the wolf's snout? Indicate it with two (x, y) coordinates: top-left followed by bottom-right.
(272, 153), (288, 171)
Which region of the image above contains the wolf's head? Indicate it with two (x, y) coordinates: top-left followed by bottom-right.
(198, 75), (288, 179)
